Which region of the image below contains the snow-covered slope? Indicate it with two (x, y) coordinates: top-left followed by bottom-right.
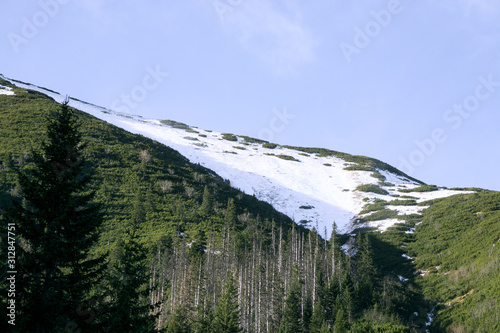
(1, 75), (474, 236)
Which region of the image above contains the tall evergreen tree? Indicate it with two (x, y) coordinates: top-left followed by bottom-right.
(193, 304), (214, 333)
(281, 270), (303, 333)
(101, 225), (158, 332)
(309, 301), (327, 333)
(6, 100), (105, 331)
(199, 185), (213, 216)
(224, 198), (237, 226)
(333, 305), (349, 333)
(213, 273), (242, 333)
(164, 307), (189, 333)
(356, 233), (377, 309)
(340, 272), (356, 325)
(329, 222), (341, 282)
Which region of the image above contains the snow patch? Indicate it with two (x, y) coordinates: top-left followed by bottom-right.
(419, 270), (430, 276)
(387, 205), (426, 216)
(413, 189), (475, 202)
(0, 85), (14, 95)
(425, 307), (435, 331)
(398, 275), (409, 282)
(361, 218), (404, 232)
(341, 243), (358, 256)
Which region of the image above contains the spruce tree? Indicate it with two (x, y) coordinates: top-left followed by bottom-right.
(224, 198), (237, 226)
(164, 307), (189, 333)
(193, 304), (214, 333)
(213, 274), (241, 333)
(356, 233), (377, 309)
(101, 225), (158, 332)
(7, 100), (105, 331)
(318, 322), (331, 333)
(340, 271), (356, 325)
(199, 185), (213, 216)
(309, 301), (327, 333)
(324, 276), (340, 323)
(281, 272), (303, 333)
(333, 305), (349, 333)
(329, 222), (341, 281)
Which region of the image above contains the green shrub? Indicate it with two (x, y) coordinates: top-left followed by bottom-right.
(389, 199), (417, 206)
(263, 143), (278, 149)
(371, 171), (386, 182)
(344, 164), (374, 171)
(239, 136), (268, 144)
(399, 185), (439, 193)
(276, 154), (300, 162)
(222, 133), (238, 141)
(362, 209), (399, 221)
(361, 199), (388, 214)
(160, 119), (190, 129)
(356, 184), (389, 195)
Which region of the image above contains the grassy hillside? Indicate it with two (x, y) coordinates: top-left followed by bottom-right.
(409, 192), (500, 332)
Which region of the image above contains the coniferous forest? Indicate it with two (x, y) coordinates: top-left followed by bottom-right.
(1, 82), (499, 332)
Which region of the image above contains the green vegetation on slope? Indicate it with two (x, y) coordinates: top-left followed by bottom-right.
(356, 184), (389, 195)
(399, 184), (439, 193)
(409, 192), (500, 332)
(160, 119), (190, 129)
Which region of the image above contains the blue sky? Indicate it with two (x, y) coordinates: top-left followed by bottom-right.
(2, 0), (499, 190)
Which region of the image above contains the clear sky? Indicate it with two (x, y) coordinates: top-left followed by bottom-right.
(2, 0), (499, 190)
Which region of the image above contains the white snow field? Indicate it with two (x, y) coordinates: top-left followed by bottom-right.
(1, 75), (474, 236)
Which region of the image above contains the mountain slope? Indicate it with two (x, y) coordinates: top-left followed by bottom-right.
(0, 74), (474, 236)
(0, 77), (298, 250)
(409, 191), (500, 332)
(2, 75), (499, 332)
